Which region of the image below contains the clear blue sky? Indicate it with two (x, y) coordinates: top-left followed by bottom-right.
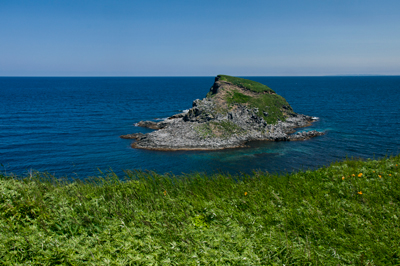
(1, 0), (399, 76)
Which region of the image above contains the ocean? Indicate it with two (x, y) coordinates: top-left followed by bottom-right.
(1, 76), (399, 178)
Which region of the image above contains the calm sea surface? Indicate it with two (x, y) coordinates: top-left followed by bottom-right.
(1, 76), (399, 178)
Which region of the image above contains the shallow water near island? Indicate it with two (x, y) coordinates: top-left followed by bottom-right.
(1, 76), (399, 178)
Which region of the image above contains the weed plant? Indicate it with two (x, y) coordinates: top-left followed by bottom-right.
(1, 156), (400, 265)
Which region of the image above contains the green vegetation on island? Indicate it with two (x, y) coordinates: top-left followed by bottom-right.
(214, 75), (295, 124)
(1, 156), (400, 265)
(194, 120), (245, 139)
(226, 89), (293, 124)
(217, 75), (275, 94)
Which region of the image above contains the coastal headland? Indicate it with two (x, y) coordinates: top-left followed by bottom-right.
(121, 75), (324, 150)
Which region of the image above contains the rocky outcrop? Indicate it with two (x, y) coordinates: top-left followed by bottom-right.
(120, 133), (146, 140)
(289, 130), (325, 141)
(121, 75), (325, 150)
(135, 121), (168, 130)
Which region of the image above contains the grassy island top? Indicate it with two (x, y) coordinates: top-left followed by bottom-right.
(217, 74), (275, 94)
(214, 75), (294, 124)
(1, 156), (399, 264)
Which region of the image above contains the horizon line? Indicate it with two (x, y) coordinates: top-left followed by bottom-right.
(1, 74), (400, 78)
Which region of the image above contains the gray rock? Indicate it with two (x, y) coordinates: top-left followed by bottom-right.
(288, 130), (325, 141)
(168, 112), (186, 119)
(136, 121), (168, 130)
(120, 133), (146, 140)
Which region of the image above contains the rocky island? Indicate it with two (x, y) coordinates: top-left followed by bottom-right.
(121, 75), (324, 150)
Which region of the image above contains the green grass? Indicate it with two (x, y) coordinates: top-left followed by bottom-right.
(216, 75), (295, 124)
(218, 75), (275, 94)
(1, 156), (400, 265)
(226, 90), (294, 124)
(226, 91), (252, 104)
(194, 120), (244, 139)
(211, 120), (244, 136)
(194, 122), (215, 138)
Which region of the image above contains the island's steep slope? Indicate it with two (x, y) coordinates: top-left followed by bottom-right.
(121, 75), (324, 150)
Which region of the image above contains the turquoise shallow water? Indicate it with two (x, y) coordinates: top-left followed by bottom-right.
(1, 76), (399, 178)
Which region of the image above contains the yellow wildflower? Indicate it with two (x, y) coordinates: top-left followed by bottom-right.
(373, 171), (375, 173)
(389, 174), (392, 176)
(352, 174), (355, 177)
(358, 173), (363, 177)
(342, 176), (345, 180)
(358, 191), (363, 195)
(379, 175), (382, 178)
(244, 192), (248, 196)
(163, 190), (167, 196)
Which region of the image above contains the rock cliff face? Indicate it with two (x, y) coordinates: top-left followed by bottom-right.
(121, 75), (324, 150)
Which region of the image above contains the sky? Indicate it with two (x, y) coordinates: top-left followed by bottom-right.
(1, 0), (399, 76)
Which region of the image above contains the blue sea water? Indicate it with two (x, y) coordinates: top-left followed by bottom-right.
(1, 76), (399, 178)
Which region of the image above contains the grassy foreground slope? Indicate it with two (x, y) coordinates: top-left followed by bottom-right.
(1, 156), (399, 265)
